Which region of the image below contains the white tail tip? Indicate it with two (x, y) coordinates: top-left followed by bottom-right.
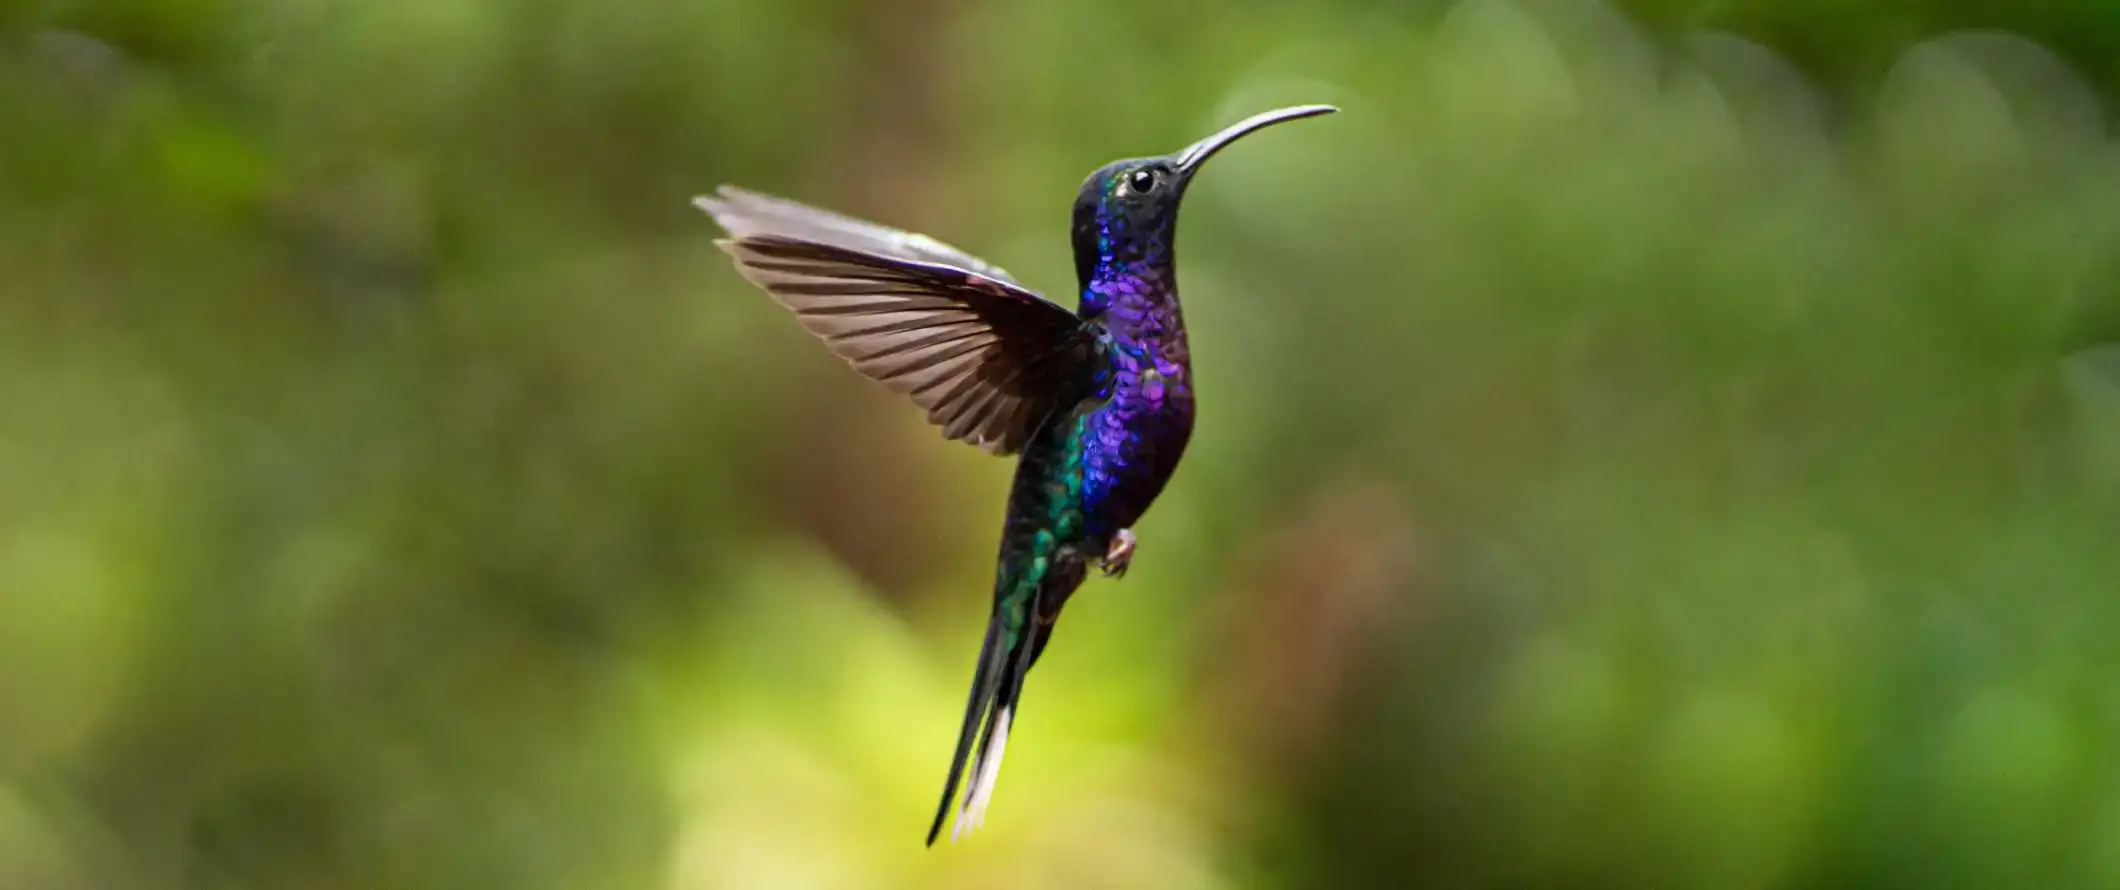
(950, 705), (1012, 841)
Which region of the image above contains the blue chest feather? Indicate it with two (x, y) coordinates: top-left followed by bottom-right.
(1076, 336), (1193, 541)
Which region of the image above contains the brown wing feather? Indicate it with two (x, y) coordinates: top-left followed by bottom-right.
(708, 232), (1095, 455)
(698, 186), (1024, 286)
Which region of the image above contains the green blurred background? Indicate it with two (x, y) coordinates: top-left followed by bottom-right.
(7, 0), (2120, 886)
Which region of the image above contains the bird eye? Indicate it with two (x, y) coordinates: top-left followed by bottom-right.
(1126, 169), (1156, 194)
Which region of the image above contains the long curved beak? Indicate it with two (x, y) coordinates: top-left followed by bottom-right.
(1174, 104), (1338, 179)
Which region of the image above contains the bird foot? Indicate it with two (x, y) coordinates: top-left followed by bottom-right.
(1101, 529), (1136, 578)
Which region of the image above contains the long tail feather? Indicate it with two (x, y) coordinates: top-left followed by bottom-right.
(926, 615), (1006, 846)
(928, 532), (1083, 846)
(952, 613), (1043, 840)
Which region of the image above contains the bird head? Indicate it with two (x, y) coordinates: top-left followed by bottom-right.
(1070, 104), (1337, 294)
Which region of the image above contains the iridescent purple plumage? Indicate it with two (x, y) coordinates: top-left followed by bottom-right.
(1078, 272), (1193, 546)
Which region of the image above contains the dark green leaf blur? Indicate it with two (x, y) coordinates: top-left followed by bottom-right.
(5, 0), (2120, 887)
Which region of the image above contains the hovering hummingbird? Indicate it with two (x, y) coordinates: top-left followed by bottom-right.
(695, 104), (1337, 844)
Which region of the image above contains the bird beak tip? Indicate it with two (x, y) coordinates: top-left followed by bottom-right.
(1175, 103), (1341, 174)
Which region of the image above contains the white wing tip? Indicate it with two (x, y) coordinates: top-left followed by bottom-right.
(693, 192), (736, 223)
(693, 185), (756, 225)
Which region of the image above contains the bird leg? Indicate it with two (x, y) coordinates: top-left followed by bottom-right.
(1101, 529), (1136, 578)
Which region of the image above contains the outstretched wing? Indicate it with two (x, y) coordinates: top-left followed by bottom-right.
(697, 189), (1096, 455)
(700, 185), (1024, 286)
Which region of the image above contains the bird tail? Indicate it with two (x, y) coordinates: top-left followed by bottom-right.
(926, 588), (1048, 846)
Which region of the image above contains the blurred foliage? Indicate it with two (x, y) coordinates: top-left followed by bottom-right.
(6, 0), (2120, 888)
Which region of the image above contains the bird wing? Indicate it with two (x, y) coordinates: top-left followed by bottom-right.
(697, 191), (1095, 455)
(700, 185), (1025, 286)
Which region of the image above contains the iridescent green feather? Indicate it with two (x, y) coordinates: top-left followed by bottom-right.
(994, 413), (1091, 651)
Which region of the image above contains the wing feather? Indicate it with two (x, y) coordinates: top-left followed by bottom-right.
(696, 190), (1097, 455)
(700, 185), (1024, 285)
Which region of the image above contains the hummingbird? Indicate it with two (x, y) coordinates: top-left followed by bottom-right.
(694, 104), (1337, 845)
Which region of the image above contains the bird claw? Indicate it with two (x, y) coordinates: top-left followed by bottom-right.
(1101, 529), (1136, 578)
